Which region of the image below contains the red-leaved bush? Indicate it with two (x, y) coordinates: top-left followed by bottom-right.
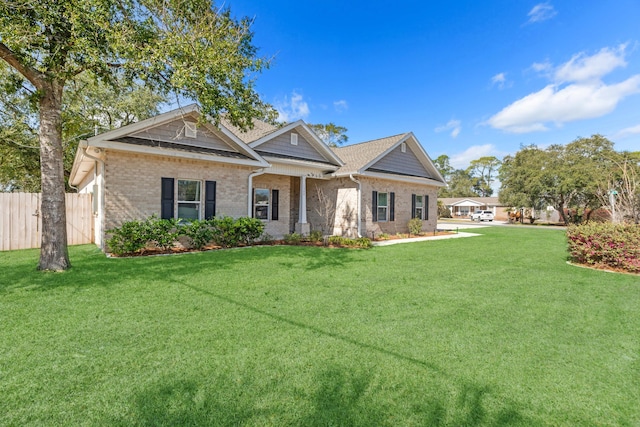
(567, 222), (640, 273)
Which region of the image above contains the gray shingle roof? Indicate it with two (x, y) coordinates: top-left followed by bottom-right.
(331, 133), (408, 175)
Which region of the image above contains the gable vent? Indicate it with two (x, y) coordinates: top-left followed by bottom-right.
(291, 133), (298, 145)
(184, 122), (197, 139)
(401, 142), (406, 153)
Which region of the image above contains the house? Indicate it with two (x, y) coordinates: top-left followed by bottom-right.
(70, 105), (446, 249)
(438, 197), (509, 220)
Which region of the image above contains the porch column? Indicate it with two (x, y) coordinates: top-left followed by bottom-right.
(296, 175), (310, 235)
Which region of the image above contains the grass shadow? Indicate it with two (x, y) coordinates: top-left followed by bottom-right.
(0, 244), (364, 293)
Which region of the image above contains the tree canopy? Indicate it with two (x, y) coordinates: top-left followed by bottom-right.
(0, 0), (277, 270)
(308, 123), (348, 147)
(498, 135), (637, 224)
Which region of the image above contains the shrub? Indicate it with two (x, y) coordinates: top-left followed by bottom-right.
(328, 236), (372, 248)
(146, 216), (178, 250)
(377, 233), (390, 240)
(309, 230), (323, 243)
(408, 218), (423, 235)
(283, 233), (302, 245)
(234, 217), (265, 245)
(567, 222), (640, 273)
(106, 220), (149, 255)
(180, 220), (215, 250)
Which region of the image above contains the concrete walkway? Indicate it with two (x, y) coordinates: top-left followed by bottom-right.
(371, 229), (482, 246)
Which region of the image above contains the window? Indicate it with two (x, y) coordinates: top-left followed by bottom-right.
(254, 188), (270, 220)
(177, 180), (201, 220)
(377, 192), (388, 222)
(372, 191), (395, 222)
(414, 195), (424, 219)
(162, 178), (215, 220)
(291, 133), (298, 145)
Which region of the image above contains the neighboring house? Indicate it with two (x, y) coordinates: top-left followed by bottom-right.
(70, 105), (446, 250)
(439, 197), (509, 220)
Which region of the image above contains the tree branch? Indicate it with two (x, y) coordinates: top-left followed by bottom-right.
(0, 42), (44, 89)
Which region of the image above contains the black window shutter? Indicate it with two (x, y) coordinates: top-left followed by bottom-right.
(372, 191), (378, 222)
(272, 189), (279, 220)
(161, 177), (174, 219)
(204, 181), (216, 219)
(411, 194), (416, 219)
(390, 192), (395, 222)
(425, 195), (429, 220)
(251, 188), (255, 218)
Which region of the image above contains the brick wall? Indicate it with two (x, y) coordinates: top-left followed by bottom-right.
(360, 177), (439, 238)
(103, 151), (253, 232)
(252, 174), (291, 237)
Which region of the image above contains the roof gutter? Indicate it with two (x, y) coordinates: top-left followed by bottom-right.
(248, 169), (266, 216)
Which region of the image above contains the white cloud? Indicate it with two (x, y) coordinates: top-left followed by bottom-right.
(333, 99), (348, 113)
(275, 91), (310, 122)
(450, 145), (497, 170)
(435, 119), (462, 138)
(554, 45), (628, 83)
(527, 3), (557, 23)
(615, 124), (640, 138)
(487, 45), (640, 133)
(491, 73), (511, 89)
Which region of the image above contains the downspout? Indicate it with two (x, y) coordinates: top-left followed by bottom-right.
(248, 169), (266, 216)
(79, 142), (105, 249)
(349, 174), (362, 238)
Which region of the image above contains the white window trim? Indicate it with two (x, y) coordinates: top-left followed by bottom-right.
(254, 188), (270, 221)
(415, 195), (424, 220)
(176, 179), (202, 220)
(401, 142), (406, 153)
(377, 192), (388, 222)
(291, 133), (298, 145)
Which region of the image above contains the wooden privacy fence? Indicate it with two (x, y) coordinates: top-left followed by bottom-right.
(0, 193), (93, 251)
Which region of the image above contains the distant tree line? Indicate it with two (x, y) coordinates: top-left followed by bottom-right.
(434, 135), (640, 225)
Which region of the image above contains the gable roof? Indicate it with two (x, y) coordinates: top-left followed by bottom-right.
(248, 120), (344, 167)
(70, 105), (269, 186)
(332, 133), (446, 186)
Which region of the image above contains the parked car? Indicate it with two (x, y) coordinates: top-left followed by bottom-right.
(470, 210), (494, 221)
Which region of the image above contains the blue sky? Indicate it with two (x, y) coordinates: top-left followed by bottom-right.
(225, 1), (640, 169)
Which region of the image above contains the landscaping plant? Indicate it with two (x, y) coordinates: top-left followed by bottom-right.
(567, 222), (640, 273)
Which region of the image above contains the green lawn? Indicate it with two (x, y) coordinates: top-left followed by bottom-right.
(1, 227), (638, 426)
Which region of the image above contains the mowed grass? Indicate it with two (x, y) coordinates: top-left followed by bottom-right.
(1, 227), (639, 426)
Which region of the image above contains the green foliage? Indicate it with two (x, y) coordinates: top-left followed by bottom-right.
(106, 220), (150, 255)
(327, 236), (372, 248)
(233, 217), (265, 245)
(500, 136), (619, 225)
(146, 216), (179, 250)
(308, 230), (323, 243)
(308, 123), (348, 147)
(567, 222), (640, 273)
(180, 219), (215, 250)
(283, 233), (303, 245)
(211, 216), (239, 248)
(106, 216), (264, 254)
(377, 233), (390, 240)
(408, 217), (423, 235)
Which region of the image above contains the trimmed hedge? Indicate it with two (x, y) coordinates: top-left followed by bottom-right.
(107, 216), (264, 255)
(567, 222), (640, 273)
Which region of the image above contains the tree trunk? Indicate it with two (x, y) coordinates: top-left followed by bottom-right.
(38, 80), (70, 271)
